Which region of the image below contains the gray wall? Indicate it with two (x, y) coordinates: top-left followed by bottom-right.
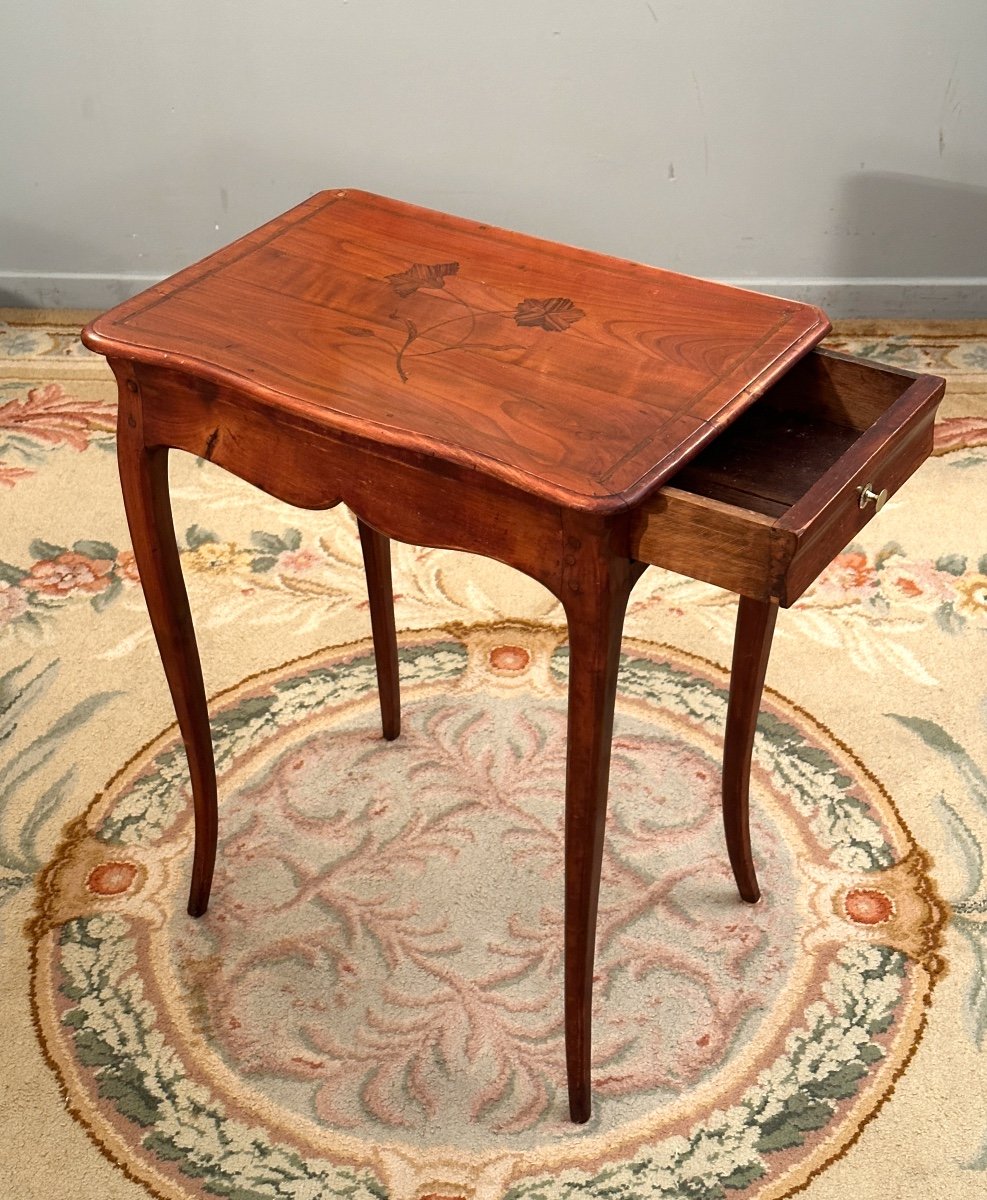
(2, 1), (986, 315)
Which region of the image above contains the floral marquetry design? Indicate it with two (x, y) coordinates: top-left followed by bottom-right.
(513, 297), (586, 332)
(376, 260), (585, 380)
(387, 261), (460, 296)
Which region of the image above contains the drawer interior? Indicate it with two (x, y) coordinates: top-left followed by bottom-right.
(668, 350), (912, 517)
(632, 348), (943, 605)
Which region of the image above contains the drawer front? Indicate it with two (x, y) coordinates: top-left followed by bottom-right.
(776, 372), (942, 604)
(630, 350), (945, 606)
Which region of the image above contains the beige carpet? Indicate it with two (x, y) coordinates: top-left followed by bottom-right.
(1, 311), (986, 1199)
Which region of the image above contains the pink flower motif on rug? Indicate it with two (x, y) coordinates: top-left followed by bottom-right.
(276, 547), (323, 575)
(114, 549), (141, 583)
(803, 550), (879, 606)
(0, 580), (28, 625)
(877, 554), (954, 609)
(22, 551), (115, 596)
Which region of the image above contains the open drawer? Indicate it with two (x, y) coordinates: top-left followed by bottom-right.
(630, 348), (945, 607)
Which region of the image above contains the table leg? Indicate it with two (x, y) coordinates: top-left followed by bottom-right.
(117, 404), (217, 918)
(357, 519), (400, 740)
(562, 557), (642, 1123)
(722, 595), (779, 905)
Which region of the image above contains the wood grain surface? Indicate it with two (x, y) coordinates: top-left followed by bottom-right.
(83, 189), (830, 512)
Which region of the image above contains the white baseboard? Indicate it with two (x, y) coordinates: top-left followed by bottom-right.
(0, 271), (161, 310)
(2, 270), (987, 319)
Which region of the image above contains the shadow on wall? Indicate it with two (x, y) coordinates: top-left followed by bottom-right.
(832, 172), (987, 316)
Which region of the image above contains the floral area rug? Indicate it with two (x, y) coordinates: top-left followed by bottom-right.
(2, 311), (986, 1200)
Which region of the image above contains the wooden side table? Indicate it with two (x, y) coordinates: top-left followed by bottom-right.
(82, 191), (944, 1123)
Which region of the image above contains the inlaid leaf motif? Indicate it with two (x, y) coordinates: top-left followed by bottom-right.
(387, 262), (460, 297)
(380, 264), (585, 379)
(513, 297), (585, 332)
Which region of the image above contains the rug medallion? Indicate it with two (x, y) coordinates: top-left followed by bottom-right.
(30, 622), (945, 1200)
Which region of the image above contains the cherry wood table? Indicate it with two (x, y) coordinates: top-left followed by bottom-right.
(82, 190), (944, 1123)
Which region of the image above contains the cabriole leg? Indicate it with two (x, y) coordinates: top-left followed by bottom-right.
(117, 383), (217, 917)
(357, 518), (400, 740)
(722, 595), (780, 904)
(561, 555), (643, 1123)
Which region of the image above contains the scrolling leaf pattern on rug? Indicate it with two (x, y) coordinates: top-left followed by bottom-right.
(0, 381), (114, 488)
(187, 696), (786, 1132)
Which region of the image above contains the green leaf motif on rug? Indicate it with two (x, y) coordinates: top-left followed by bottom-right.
(186, 524), (221, 549)
(29, 538), (68, 561)
(250, 528), (302, 556)
(0, 659), (118, 904)
(58, 917), (386, 1200)
(71, 539), (118, 561)
(889, 714), (987, 1170)
(936, 553), (968, 576)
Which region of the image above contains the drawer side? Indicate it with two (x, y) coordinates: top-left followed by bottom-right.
(630, 488), (791, 599)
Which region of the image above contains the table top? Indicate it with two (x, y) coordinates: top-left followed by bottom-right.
(83, 190), (830, 511)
